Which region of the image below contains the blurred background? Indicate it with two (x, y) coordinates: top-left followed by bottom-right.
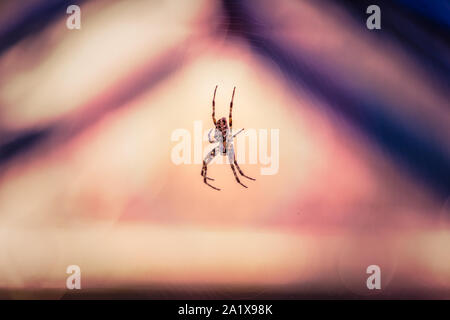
(0, 0), (449, 299)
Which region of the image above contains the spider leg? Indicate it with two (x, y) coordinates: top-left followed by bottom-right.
(234, 156), (256, 181)
(212, 85), (218, 126)
(229, 86), (235, 130)
(208, 128), (215, 143)
(201, 147), (221, 190)
(232, 128), (244, 139)
(230, 163), (247, 188)
(201, 155), (214, 179)
(200, 161), (215, 181)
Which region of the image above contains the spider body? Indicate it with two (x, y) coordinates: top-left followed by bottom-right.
(201, 86), (255, 191)
(214, 117), (229, 154)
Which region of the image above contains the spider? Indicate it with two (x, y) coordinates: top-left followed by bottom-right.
(201, 85), (255, 191)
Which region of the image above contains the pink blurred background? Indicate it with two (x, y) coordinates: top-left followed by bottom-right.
(0, 0), (449, 298)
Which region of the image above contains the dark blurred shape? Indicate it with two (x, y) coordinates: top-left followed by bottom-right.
(340, 0), (450, 88)
(222, 0), (450, 200)
(0, 0), (86, 56)
(0, 45), (184, 165)
(0, 128), (52, 163)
